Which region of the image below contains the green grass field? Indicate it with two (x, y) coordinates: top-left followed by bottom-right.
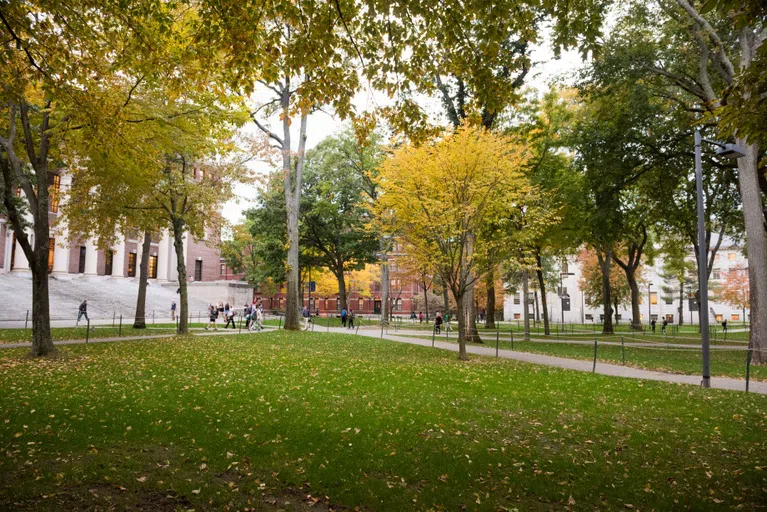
(1, 331), (765, 511)
(0, 326), (178, 344)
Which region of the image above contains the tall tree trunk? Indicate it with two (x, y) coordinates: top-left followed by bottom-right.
(485, 272), (496, 328)
(522, 270), (530, 341)
(736, 140), (767, 364)
(423, 279), (429, 321)
(464, 233), (481, 342)
(614, 299), (620, 325)
(534, 290), (540, 324)
(133, 231), (152, 328)
(443, 285), (449, 315)
(535, 253), (550, 336)
(626, 270), (641, 331)
(336, 270), (347, 313)
(1, 106), (54, 356)
(596, 249), (614, 335)
(454, 290), (469, 360)
(678, 280), (684, 326)
(172, 219), (189, 334)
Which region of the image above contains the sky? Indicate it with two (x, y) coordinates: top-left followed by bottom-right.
(221, 34), (586, 225)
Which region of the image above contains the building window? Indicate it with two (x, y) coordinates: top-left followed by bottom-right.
(514, 294), (520, 305)
(194, 260), (203, 281)
(649, 292), (658, 305)
(715, 314), (723, 322)
(561, 261), (569, 274)
(731, 314), (739, 321)
(148, 255), (158, 279)
(513, 313), (521, 320)
(665, 296), (673, 305)
(336, 298), (341, 311)
(220, 263), (226, 275)
(78, 246), (86, 273)
(712, 269), (721, 280)
(585, 314), (593, 321)
(358, 298), (364, 310)
(128, 253), (137, 277)
(728, 252), (736, 261)
(47, 238), (55, 273)
(105, 250), (114, 276)
(394, 298), (402, 311)
(50, 175), (60, 213)
(558, 286), (568, 297)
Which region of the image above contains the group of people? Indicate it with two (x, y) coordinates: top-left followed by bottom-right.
(206, 299), (264, 331)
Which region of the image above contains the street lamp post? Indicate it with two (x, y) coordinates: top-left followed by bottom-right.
(693, 129), (745, 388)
(648, 283), (652, 327)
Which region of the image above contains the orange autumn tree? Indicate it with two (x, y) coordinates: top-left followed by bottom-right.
(578, 248), (634, 325)
(720, 266), (750, 325)
(377, 124), (550, 360)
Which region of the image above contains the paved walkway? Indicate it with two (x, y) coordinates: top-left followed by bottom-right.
(345, 327), (767, 395)
(1, 325), (763, 395)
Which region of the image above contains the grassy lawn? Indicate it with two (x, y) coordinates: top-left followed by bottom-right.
(0, 326), (178, 344)
(1, 331), (766, 511)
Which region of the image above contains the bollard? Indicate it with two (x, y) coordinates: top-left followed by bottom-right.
(381, 321), (385, 339)
(198, 312), (201, 326)
(176, 316), (179, 334)
(119, 314), (122, 336)
(25, 310), (29, 329)
(621, 336), (625, 365)
(746, 348), (753, 393)
(278, 315), (282, 330)
(327, 316), (330, 333)
(432, 325), (435, 347)
(592, 338), (598, 373)
(496, 330), (499, 357)
(85, 318), (90, 344)
(238, 314), (242, 334)
(312, 317), (315, 331)
(152, 310), (155, 325)
(510, 329), (513, 351)
(112, 311), (116, 328)
(355, 321), (360, 335)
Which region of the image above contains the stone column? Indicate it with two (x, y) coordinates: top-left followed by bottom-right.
(112, 236), (126, 277)
(157, 231), (170, 281)
(84, 239), (98, 275)
(12, 233), (31, 271)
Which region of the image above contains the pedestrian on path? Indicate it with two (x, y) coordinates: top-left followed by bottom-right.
(76, 300), (89, 326)
(435, 312), (443, 334)
(224, 307), (236, 329)
(419, 312), (424, 324)
(341, 307), (348, 328)
(255, 306), (263, 332)
(661, 318), (668, 334)
(410, 311), (417, 322)
(348, 309), (355, 329)
(722, 319), (728, 332)
(651, 319), (656, 333)
(302, 306), (311, 330)
(206, 304), (218, 331)
(170, 301), (176, 321)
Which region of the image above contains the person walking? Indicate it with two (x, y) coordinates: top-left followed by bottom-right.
(302, 306), (311, 330)
(722, 319), (728, 332)
(651, 319), (656, 333)
(341, 307), (348, 328)
(170, 301), (177, 321)
(255, 305), (264, 332)
(224, 306), (236, 329)
(205, 304), (218, 331)
(410, 311), (417, 323)
(76, 300), (89, 326)
(435, 312), (443, 334)
(348, 309), (355, 329)
(418, 311), (424, 324)
(661, 318), (668, 334)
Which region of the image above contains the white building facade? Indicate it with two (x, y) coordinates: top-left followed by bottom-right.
(503, 244), (750, 326)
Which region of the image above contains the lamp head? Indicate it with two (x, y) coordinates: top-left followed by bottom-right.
(716, 144), (746, 159)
